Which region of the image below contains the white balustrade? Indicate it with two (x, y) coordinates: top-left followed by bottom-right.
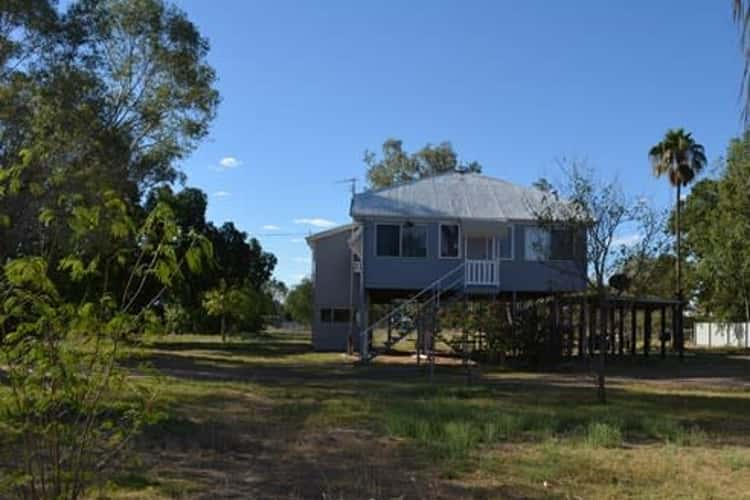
(465, 259), (499, 286)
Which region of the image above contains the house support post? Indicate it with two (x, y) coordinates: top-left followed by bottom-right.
(579, 300), (586, 358)
(588, 301), (596, 357)
(386, 305), (392, 346)
(644, 307), (652, 357)
(672, 304), (679, 353)
(660, 305), (667, 359)
(618, 305), (625, 356)
(677, 300), (685, 360)
(360, 290), (370, 361)
(630, 304), (637, 357)
(609, 305), (616, 355)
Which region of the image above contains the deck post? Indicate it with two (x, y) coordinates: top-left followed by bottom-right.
(660, 305), (667, 359)
(360, 290), (370, 361)
(609, 305), (616, 355)
(579, 300), (586, 358)
(677, 300), (685, 360)
(644, 307), (652, 357)
(618, 305), (625, 356)
(588, 300), (596, 356)
(672, 304), (679, 352)
(386, 305), (392, 346)
(630, 304), (637, 357)
(566, 304), (574, 357)
(553, 295), (562, 359)
(601, 300), (609, 357)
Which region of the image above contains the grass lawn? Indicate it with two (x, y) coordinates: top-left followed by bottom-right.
(54, 332), (750, 498)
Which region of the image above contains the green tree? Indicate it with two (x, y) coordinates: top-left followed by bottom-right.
(679, 136), (750, 321)
(0, 189), (212, 498)
(536, 159), (666, 402)
(201, 280), (270, 340)
(364, 138), (481, 189)
(202, 280), (235, 342)
(145, 188), (277, 332)
(0, 0), (219, 260)
(285, 278), (313, 326)
(648, 129), (706, 302)
(0, 2), (219, 496)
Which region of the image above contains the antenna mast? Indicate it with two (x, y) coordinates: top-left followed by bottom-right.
(335, 177), (357, 197)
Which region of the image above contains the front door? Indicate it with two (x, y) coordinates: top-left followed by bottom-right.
(464, 235), (499, 286)
(466, 235), (494, 260)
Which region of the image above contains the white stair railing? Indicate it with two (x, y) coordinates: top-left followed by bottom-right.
(360, 262), (466, 361)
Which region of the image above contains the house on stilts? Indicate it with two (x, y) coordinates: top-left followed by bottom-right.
(306, 172), (684, 361)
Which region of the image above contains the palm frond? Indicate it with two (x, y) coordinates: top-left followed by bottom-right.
(649, 129), (706, 187)
(734, 0), (750, 126)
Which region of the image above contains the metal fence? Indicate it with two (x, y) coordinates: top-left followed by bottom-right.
(694, 322), (750, 348)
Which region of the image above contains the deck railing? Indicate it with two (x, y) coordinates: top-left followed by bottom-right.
(465, 259), (500, 286)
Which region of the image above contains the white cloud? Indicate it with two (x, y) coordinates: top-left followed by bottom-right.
(262, 224), (281, 231)
(213, 191), (231, 198)
(294, 217), (336, 228)
(293, 257), (311, 264)
(219, 156), (242, 169)
(612, 233), (642, 247)
(290, 238), (305, 243)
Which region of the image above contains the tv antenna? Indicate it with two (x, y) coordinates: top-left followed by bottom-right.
(335, 177), (357, 197)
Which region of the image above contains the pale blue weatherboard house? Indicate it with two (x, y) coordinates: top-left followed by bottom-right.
(306, 172), (587, 352)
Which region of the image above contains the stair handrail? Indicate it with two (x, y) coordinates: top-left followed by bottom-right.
(360, 261), (466, 350)
(380, 273), (466, 350)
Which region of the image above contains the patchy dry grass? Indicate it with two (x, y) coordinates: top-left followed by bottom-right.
(5, 331), (749, 498)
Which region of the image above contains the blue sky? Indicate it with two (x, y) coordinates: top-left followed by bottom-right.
(171, 0), (743, 286)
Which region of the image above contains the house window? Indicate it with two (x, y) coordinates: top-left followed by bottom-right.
(497, 225), (513, 259)
(402, 224), (427, 258)
(440, 224), (460, 258)
(321, 308), (351, 323)
(525, 227), (550, 261)
(550, 228), (575, 260)
(466, 236), (493, 260)
(320, 308), (333, 322)
(376, 224), (401, 257)
(333, 308), (351, 323)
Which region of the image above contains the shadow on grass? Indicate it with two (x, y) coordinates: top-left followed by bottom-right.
(116, 333), (750, 498)
(144, 338), (314, 357)
(127, 385), (537, 499)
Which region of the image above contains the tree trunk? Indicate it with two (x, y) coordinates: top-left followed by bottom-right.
(221, 314), (226, 343)
(675, 183), (684, 360)
(676, 182), (682, 299)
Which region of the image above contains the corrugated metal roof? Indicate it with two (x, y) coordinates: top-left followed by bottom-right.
(305, 223), (356, 246)
(350, 172), (552, 221)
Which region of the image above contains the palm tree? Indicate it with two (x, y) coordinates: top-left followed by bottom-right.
(735, 1), (750, 123)
(649, 128), (706, 299)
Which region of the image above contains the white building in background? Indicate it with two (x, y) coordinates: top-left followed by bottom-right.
(694, 322), (750, 348)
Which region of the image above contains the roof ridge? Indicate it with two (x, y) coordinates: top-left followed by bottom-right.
(355, 170), (474, 197)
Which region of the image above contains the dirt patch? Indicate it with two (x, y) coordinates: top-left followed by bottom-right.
(134, 416), (518, 499)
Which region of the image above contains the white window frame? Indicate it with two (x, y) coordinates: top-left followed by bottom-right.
(401, 223), (429, 259)
(374, 223), (402, 258)
(496, 224), (514, 261)
(524, 226), (550, 261)
(438, 223), (462, 259)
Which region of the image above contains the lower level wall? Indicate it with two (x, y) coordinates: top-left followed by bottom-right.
(312, 323), (359, 351)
